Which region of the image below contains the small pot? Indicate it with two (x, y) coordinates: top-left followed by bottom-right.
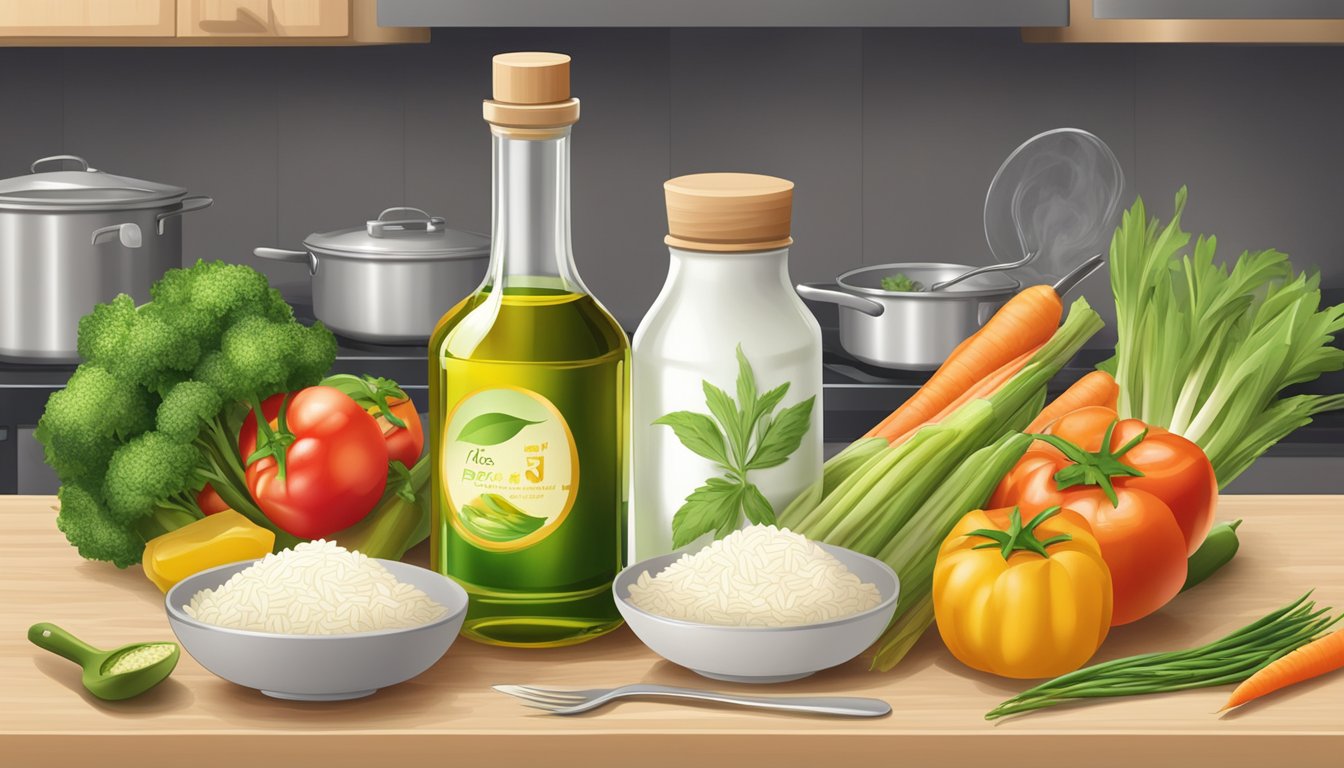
(256, 208), (489, 344)
(798, 255), (1102, 370)
(0, 155), (213, 361)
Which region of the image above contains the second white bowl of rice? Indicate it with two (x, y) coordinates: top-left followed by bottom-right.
(165, 542), (468, 701)
(614, 527), (900, 684)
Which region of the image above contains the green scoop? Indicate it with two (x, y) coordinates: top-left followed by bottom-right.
(28, 622), (179, 701)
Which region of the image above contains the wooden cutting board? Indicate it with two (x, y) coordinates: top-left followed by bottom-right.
(1, 495), (1341, 767)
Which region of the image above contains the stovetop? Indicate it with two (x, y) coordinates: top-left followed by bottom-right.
(2, 318), (1340, 454)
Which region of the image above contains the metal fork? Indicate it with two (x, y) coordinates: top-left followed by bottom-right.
(493, 683), (891, 717)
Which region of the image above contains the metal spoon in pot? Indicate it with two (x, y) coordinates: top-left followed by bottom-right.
(28, 622), (180, 701)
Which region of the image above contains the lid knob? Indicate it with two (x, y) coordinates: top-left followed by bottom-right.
(664, 173), (795, 253)
(483, 51), (580, 130)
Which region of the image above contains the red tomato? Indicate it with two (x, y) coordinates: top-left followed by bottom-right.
(992, 406), (1215, 626)
(195, 483), (231, 516)
(370, 397), (424, 468)
(239, 387), (388, 539)
(1039, 406), (1217, 552)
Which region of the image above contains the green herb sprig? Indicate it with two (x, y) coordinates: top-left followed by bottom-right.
(656, 346), (816, 548)
(986, 593), (1341, 720)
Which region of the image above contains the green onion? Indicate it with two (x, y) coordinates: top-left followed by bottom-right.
(1105, 189), (1344, 488)
(985, 593), (1342, 720)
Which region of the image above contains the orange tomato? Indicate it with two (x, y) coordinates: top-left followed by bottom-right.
(992, 406), (1215, 625)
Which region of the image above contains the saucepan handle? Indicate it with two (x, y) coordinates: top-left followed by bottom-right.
(796, 283), (885, 317)
(91, 223), (142, 248)
(254, 247), (317, 276)
(1051, 254), (1105, 298)
(156, 196), (214, 235)
(31, 155), (93, 174)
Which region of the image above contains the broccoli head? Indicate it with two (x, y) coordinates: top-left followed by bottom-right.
(102, 432), (200, 526)
(56, 483), (145, 569)
(157, 381), (224, 443)
(39, 260), (338, 567)
(34, 365), (155, 488)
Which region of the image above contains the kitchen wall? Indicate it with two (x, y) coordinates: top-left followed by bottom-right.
(1, 28), (1342, 338)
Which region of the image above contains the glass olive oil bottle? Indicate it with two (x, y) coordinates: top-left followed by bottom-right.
(429, 52), (629, 648)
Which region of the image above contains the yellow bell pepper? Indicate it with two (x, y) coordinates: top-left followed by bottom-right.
(933, 505), (1112, 679)
(142, 510), (275, 592)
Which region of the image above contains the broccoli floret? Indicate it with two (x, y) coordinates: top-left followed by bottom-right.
(102, 432), (199, 526)
(56, 483), (145, 569)
(157, 381), (224, 443)
(38, 260), (338, 567)
(151, 260), (294, 345)
(34, 365), (155, 488)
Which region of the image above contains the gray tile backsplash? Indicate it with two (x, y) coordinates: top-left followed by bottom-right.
(670, 28), (864, 287)
(2, 29), (1341, 331)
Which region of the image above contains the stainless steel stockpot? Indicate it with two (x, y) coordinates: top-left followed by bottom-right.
(0, 155), (213, 361)
(255, 208), (489, 344)
(797, 255), (1102, 371)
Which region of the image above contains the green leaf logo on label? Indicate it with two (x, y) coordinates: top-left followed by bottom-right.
(455, 412), (543, 446)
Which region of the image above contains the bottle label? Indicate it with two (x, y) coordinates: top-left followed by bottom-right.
(443, 386), (579, 552)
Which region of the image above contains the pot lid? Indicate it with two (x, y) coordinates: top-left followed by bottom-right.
(0, 155), (187, 210)
(304, 207), (491, 259)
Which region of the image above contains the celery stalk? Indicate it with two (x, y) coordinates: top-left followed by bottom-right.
(777, 437), (885, 528)
(1108, 190), (1344, 487)
(869, 432), (1034, 671)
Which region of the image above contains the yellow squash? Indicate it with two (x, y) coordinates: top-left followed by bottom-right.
(142, 510), (275, 592)
(933, 505), (1112, 679)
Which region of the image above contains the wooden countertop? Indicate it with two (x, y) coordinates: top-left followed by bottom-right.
(2, 495), (1342, 767)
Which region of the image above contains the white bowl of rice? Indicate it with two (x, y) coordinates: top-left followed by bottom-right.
(164, 540), (468, 701)
(614, 526), (900, 684)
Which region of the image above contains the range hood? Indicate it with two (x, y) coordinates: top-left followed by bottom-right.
(377, 0), (1069, 28)
(1025, 0), (1344, 42)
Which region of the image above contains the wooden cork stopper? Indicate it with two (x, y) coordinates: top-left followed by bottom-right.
(484, 52), (580, 129)
(664, 173), (795, 252)
(493, 52), (570, 104)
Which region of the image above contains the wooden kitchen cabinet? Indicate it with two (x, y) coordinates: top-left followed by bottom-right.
(0, 0), (176, 37)
(177, 0), (348, 38)
(0, 0), (426, 45)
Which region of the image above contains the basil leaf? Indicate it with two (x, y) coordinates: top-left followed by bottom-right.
(735, 344), (758, 430)
(740, 483), (776, 526)
(753, 381), (790, 423)
(653, 411), (731, 467)
(671, 478), (745, 548)
(456, 412), (543, 446)
(702, 381), (747, 466)
(747, 396), (816, 470)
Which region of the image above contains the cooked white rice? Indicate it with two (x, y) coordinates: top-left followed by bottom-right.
(184, 540), (447, 635)
(626, 525), (882, 627)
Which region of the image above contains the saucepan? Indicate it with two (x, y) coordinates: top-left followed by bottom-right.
(797, 254), (1103, 371)
(256, 207), (489, 344)
(0, 155), (213, 361)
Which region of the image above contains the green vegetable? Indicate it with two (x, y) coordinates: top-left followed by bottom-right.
(986, 593), (1340, 720)
(1182, 519), (1242, 592)
(333, 458), (432, 559)
(1104, 189), (1344, 488)
(658, 345), (816, 547)
(880, 273), (923, 292)
(781, 298), (1101, 670)
(457, 492), (547, 542)
(37, 261), (334, 567)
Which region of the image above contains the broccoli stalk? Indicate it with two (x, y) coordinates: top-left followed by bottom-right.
(37, 261), (333, 566)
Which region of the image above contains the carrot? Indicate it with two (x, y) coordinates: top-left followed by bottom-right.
(924, 344), (1043, 425)
(1026, 370), (1120, 433)
(1222, 627), (1344, 711)
(864, 284), (1063, 442)
(877, 344), (1044, 445)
